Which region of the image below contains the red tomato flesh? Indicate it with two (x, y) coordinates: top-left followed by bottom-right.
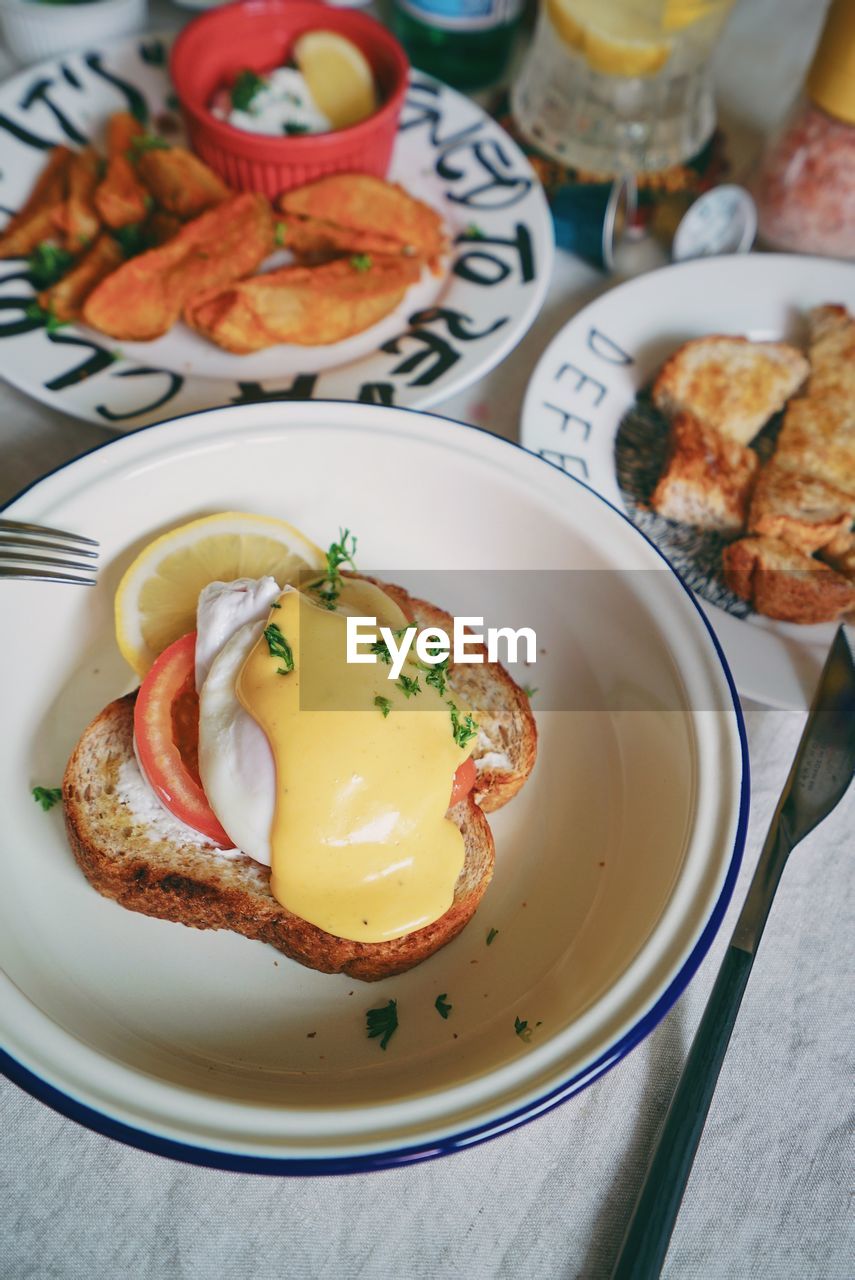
(450, 754), (477, 807)
(134, 630), (478, 849)
(134, 631), (231, 847)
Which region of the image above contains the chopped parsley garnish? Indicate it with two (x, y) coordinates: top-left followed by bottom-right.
(448, 700), (478, 750)
(32, 786), (62, 811)
(270, 600), (281, 608)
(424, 655), (450, 697)
(27, 241), (74, 289)
(374, 695), (392, 718)
(465, 222), (486, 239)
(230, 69), (267, 113)
(283, 121), (310, 135)
(486, 927), (498, 946)
(129, 132), (171, 155)
(396, 673), (421, 699)
(274, 221), (287, 247)
(514, 1016), (531, 1042)
(309, 528), (357, 609)
(370, 637), (393, 664)
(522, 685), (538, 699)
(350, 253), (373, 273)
(371, 626), (416, 665)
(435, 993), (452, 1019)
(25, 301), (66, 333)
(263, 622), (294, 674)
(366, 999), (398, 1050)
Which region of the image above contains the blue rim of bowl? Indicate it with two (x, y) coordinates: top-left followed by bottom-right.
(0, 402), (749, 1176)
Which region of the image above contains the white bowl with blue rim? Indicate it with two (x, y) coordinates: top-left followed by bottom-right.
(0, 402), (747, 1171)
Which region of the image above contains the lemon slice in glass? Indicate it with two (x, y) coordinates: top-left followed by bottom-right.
(115, 512), (326, 677)
(293, 31), (378, 130)
(548, 0), (673, 77)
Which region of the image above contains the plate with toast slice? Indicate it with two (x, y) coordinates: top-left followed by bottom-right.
(0, 401), (746, 1171)
(520, 254), (855, 711)
(0, 35), (552, 426)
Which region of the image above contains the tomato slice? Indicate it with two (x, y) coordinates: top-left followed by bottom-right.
(134, 631), (231, 846)
(450, 754), (477, 808)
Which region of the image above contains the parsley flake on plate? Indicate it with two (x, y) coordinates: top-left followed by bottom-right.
(366, 999), (398, 1050)
(435, 993), (452, 1019)
(32, 786), (62, 811)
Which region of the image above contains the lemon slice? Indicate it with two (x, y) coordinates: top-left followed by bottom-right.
(293, 30), (378, 129)
(547, 0), (672, 77)
(663, 0), (728, 32)
(115, 512), (326, 677)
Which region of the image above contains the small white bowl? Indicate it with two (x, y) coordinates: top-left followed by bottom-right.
(0, 0), (147, 65)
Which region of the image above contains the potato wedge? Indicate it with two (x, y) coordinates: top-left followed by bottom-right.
(135, 146), (229, 219)
(53, 146), (101, 251)
(278, 175), (446, 267)
(281, 213), (417, 264)
(0, 147), (72, 258)
(39, 232), (124, 323)
(83, 193), (274, 341)
(185, 254), (421, 352)
(95, 115), (150, 230)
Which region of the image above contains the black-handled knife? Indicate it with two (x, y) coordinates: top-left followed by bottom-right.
(610, 625), (855, 1280)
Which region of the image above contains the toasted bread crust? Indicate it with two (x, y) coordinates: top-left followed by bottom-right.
(651, 411), (759, 532)
(722, 536), (855, 624)
(652, 336), (809, 445)
(63, 694), (496, 981)
(748, 461), (855, 555)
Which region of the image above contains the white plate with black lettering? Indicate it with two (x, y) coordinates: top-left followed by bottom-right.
(0, 35), (552, 427)
(520, 254), (855, 711)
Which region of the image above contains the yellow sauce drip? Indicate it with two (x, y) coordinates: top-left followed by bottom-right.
(236, 582), (469, 942)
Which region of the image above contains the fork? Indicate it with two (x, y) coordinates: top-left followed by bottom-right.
(0, 517), (99, 586)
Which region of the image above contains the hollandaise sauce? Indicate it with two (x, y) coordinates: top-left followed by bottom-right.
(236, 585), (470, 943)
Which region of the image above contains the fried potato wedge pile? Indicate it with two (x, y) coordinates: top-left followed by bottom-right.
(2, 133), (443, 348)
(186, 254), (421, 352)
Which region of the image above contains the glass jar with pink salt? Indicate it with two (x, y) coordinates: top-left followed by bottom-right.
(753, 0), (855, 259)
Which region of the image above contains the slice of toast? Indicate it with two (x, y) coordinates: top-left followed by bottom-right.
(722, 535), (855, 624)
(819, 529), (855, 580)
(63, 695), (495, 981)
(652, 336), (809, 445)
(774, 396), (855, 498)
(63, 585), (537, 980)
(748, 461), (855, 555)
(806, 305), (855, 405)
(650, 412), (758, 533)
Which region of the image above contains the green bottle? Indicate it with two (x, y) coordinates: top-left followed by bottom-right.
(392, 0), (523, 91)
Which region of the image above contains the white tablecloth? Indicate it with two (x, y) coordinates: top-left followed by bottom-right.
(2, 1), (852, 1276)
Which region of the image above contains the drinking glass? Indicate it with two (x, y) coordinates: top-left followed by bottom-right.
(511, 0), (737, 174)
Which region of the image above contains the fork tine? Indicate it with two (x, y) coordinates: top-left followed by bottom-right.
(0, 566), (97, 586)
(0, 532), (98, 558)
(0, 518), (99, 547)
(0, 550), (98, 573)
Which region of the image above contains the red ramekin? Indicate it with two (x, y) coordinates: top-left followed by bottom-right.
(170, 0), (410, 199)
